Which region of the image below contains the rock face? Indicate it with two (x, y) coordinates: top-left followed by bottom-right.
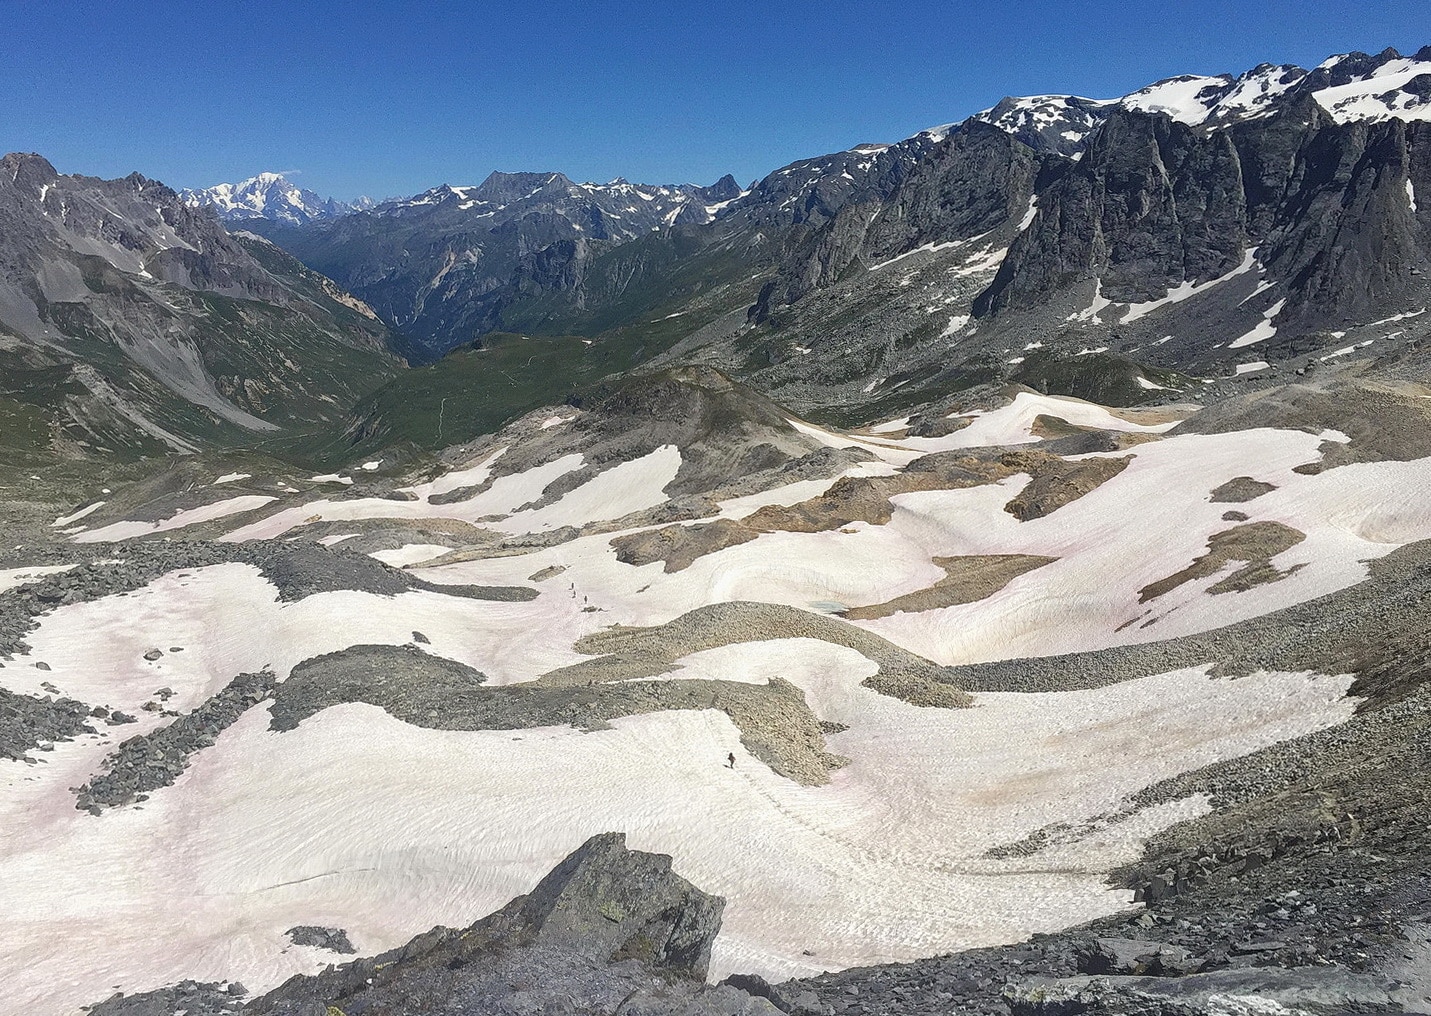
(93, 833), (766, 1016)
(496, 831), (726, 974)
(752, 122), (1045, 319)
(0, 153), (397, 460)
(976, 102), (1431, 330)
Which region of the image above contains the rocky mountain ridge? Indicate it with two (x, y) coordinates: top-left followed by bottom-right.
(969, 45), (1431, 157)
(240, 46), (1431, 411)
(0, 153), (397, 463)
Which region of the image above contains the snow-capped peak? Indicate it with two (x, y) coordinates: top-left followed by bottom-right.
(1309, 48), (1431, 124)
(962, 46), (1429, 156)
(1119, 74), (1234, 124)
(967, 94), (1117, 156)
(179, 173), (359, 226)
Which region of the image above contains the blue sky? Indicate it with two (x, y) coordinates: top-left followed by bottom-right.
(4, 0), (1427, 200)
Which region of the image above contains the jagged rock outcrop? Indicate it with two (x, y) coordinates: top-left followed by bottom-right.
(754, 122), (1048, 318)
(975, 99), (1431, 329)
(91, 833), (772, 1016)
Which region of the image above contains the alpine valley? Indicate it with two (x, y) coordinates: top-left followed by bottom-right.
(2, 45), (1431, 1016)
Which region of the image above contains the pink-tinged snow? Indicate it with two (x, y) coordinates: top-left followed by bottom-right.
(219, 454), (582, 541)
(858, 433), (1431, 664)
(417, 427), (1431, 666)
(218, 447), (679, 543)
(75, 495), (278, 544)
(0, 625), (1355, 1014)
(0, 566), (597, 706)
(400, 447), (506, 500)
(485, 445), (681, 535)
(793, 392), (1176, 466)
(367, 544), (454, 568)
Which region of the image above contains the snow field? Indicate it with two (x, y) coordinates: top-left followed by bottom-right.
(417, 427), (1431, 669)
(793, 392), (1177, 467)
(0, 631), (1355, 1013)
(861, 430), (1431, 663)
(75, 495), (277, 543)
(11, 394), (1431, 1011)
(218, 446), (678, 543)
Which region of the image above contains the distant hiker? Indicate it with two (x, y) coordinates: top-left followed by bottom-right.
(727, 752), (736, 769)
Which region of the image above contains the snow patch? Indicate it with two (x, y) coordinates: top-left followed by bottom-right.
(1121, 249), (1260, 324)
(75, 496), (278, 543)
(53, 502), (106, 527)
(1228, 299), (1286, 349)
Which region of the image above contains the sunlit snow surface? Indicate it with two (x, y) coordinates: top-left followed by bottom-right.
(6, 391), (1431, 1013)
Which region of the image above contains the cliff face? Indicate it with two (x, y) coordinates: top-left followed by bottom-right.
(0, 153), (396, 460)
(975, 103), (1431, 328)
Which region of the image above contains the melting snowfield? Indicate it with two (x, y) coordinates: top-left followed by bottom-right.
(4, 392), (1431, 1013)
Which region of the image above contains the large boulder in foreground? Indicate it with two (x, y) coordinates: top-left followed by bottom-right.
(93, 833), (772, 1016)
(504, 829), (726, 974)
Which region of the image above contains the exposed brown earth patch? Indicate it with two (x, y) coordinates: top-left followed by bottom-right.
(842, 554), (1056, 620)
(1030, 414), (1099, 440)
(610, 519), (760, 573)
(1107, 405), (1199, 427)
(1138, 522), (1308, 603)
(1003, 455), (1131, 521)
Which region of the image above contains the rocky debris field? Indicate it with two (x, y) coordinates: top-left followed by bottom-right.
(0, 685), (95, 762)
(75, 669), (278, 813)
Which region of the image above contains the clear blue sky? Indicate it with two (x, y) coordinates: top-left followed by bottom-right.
(4, 0), (1426, 200)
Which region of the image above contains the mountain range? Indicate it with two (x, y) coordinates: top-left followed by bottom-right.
(2, 49), (1431, 1013)
(179, 172), (374, 226)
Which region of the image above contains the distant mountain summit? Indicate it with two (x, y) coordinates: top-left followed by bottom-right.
(248, 169), (744, 359)
(180, 172), (365, 226)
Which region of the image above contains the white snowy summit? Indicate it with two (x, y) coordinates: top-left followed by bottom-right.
(966, 46), (1431, 156)
(179, 172), (361, 226)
